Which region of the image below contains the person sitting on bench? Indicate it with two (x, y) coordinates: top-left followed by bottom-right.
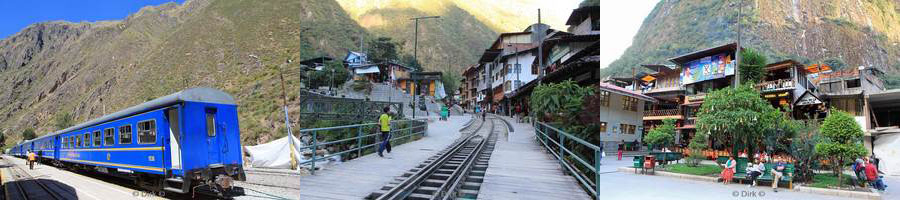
(747, 160), (764, 187)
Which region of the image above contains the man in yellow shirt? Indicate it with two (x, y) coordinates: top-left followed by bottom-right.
(378, 107), (392, 157)
(27, 150), (36, 170)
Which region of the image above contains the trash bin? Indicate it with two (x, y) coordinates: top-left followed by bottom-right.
(633, 155), (645, 173)
(644, 155), (656, 174)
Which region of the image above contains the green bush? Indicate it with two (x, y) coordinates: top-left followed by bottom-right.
(645, 119), (676, 150)
(815, 110), (867, 188)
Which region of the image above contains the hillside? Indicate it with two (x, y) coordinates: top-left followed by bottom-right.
(603, 0), (900, 85)
(0, 0), (371, 146)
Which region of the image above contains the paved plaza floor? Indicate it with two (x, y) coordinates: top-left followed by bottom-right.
(598, 157), (893, 200)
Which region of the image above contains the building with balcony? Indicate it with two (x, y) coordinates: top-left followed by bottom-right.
(755, 60), (825, 119)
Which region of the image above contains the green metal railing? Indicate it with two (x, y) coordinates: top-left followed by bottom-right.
(298, 119), (428, 175)
(534, 121), (600, 199)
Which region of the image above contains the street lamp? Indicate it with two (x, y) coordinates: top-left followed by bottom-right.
(410, 15), (440, 118)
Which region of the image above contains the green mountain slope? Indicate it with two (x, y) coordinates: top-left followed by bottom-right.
(0, 0), (370, 145)
(603, 0), (900, 85)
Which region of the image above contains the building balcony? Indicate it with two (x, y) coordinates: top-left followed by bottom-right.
(755, 79), (795, 92)
(643, 109), (683, 120)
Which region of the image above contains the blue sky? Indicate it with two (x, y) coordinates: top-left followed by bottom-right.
(0, 0), (184, 39)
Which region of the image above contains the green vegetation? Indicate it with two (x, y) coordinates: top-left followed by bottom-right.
(529, 81), (595, 125)
(816, 110), (868, 188)
(686, 129), (709, 167)
(808, 173), (856, 189)
(645, 119), (676, 151)
(739, 48), (768, 84)
(696, 84), (784, 159)
(441, 71), (462, 100)
(580, 0), (600, 7)
(22, 128), (36, 141)
(788, 118), (823, 183)
(823, 57), (847, 71)
(367, 37), (403, 62)
(664, 163), (723, 176)
(308, 60), (350, 88)
(54, 112), (74, 130)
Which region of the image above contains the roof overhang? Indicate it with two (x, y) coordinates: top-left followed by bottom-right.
(566, 6), (599, 25)
(480, 49), (502, 63)
(668, 42), (738, 65)
(869, 89), (900, 108)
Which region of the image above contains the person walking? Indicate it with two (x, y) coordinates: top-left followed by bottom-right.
(720, 156), (736, 185)
(771, 160), (787, 192)
(617, 140), (624, 161)
(481, 109), (486, 122)
(378, 107), (393, 157)
(27, 150), (36, 170)
(747, 160), (764, 187)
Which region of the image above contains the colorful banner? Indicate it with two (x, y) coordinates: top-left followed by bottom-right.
(681, 53), (734, 85)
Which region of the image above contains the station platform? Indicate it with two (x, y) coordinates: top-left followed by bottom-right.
(298, 115), (469, 199)
(477, 116), (592, 200)
(0, 155), (149, 200)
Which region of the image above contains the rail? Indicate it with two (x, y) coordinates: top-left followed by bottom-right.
(755, 79), (794, 92)
(643, 109), (681, 117)
(533, 121), (600, 199)
(297, 119), (428, 175)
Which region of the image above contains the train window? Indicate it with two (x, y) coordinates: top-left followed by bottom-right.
(138, 120), (157, 144)
(76, 135), (81, 148)
(93, 131), (102, 146)
(119, 125), (133, 144)
(62, 137), (67, 149)
(69, 136), (75, 148)
(206, 111), (216, 137)
(104, 128), (114, 146)
(83, 133), (90, 147)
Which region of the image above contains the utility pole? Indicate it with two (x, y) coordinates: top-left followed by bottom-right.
(734, 0), (744, 87)
(537, 9), (545, 84)
(410, 15), (440, 118)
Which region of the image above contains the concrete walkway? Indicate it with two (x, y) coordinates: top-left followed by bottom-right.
(477, 115), (592, 200)
(297, 115), (469, 200)
(1, 155), (150, 200)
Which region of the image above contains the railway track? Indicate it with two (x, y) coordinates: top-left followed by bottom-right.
(1, 158), (75, 200)
(369, 115), (502, 200)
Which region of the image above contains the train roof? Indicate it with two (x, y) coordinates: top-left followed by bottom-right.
(41, 87), (235, 139)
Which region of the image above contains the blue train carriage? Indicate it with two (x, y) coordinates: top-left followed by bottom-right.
(32, 134), (56, 163)
(54, 87), (245, 197)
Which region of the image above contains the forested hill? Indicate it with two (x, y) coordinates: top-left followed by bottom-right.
(601, 0), (900, 87)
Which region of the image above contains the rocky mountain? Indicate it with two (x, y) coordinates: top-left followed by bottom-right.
(0, 0), (372, 146)
(603, 0), (900, 86)
(0, 0), (546, 146)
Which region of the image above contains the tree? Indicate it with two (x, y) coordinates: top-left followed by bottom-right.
(22, 128), (36, 140)
(529, 81), (594, 125)
(309, 60), (350, 88)
(401, 54), (420, 71)
(441, 71), (462, 100)
(368, 37), (402, 62)
(823, 58), (847, 71)
(54, 112), (74, 130)
(696, 84), (782, 159)
(0, 130), (6, 147)
(815, 110), (867, 188)
(645, 119), (676, 151)
(739, 48), (768, 84)
(580, 0), (600, 7)
(790, 118), (822, 183)
(686, 132), (709, 167)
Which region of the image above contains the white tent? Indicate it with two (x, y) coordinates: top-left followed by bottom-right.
(244, 134), (305, 169)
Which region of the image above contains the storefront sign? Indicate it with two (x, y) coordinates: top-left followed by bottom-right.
(796, 92), (822, 106)
(764, 92), (789, 99)
(681, 53), (735, 85)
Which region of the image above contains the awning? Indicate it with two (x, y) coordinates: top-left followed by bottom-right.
(355, 66), (380, 74)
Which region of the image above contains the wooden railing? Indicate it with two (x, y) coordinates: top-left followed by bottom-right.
(755, 79), (794, 91)
(643, 109), (681, 116)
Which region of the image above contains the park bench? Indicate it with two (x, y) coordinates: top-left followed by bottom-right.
(650, 152), (683, 165)
(754, 163), (794, 189)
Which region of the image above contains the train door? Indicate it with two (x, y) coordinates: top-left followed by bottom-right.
(205, 108), (224, 165)
(166, 108), (183, 171)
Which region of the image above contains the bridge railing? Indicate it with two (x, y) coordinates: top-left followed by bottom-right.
(534, 121), (601, 199)
(298, 119), (428, 175)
